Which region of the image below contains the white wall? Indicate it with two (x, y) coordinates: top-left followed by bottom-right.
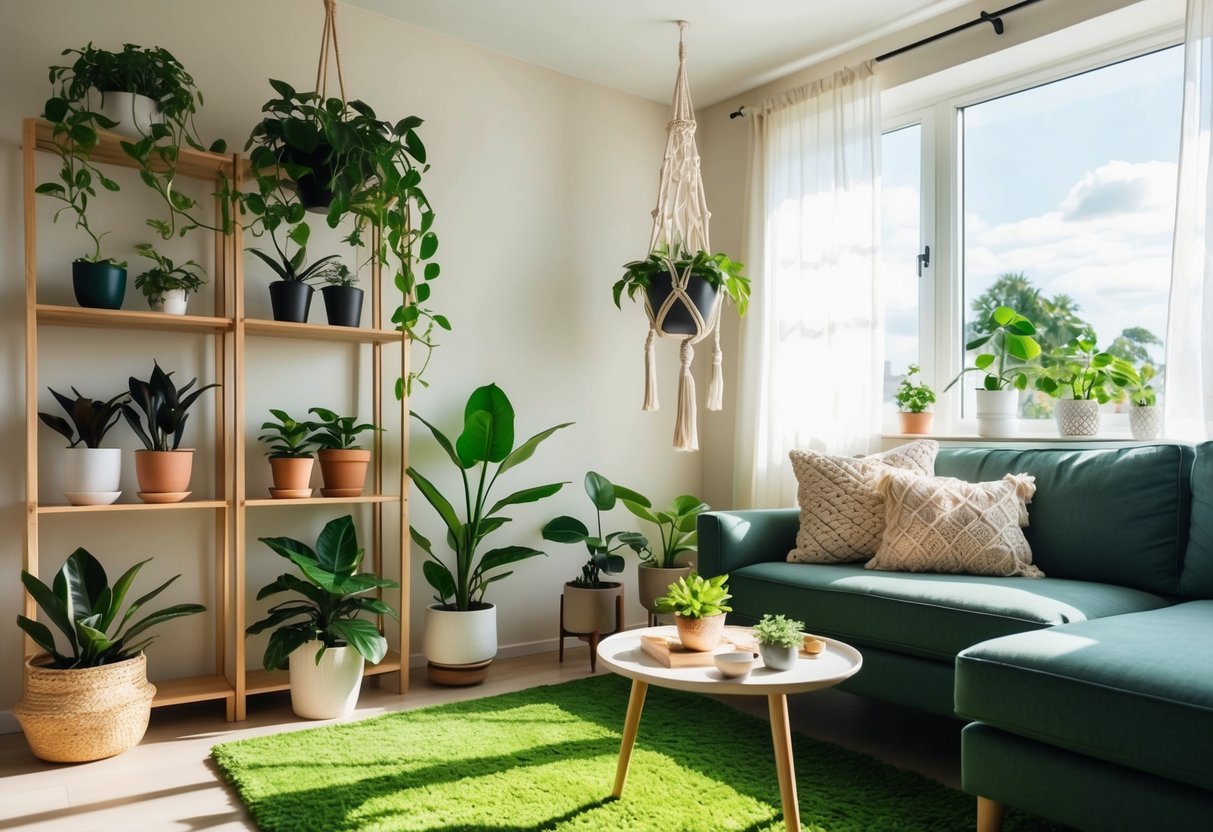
(0, 0), (695, 720)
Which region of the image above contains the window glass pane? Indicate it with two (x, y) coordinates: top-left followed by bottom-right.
(881, 123), (922, 406)
(961, 46), (1182, 419)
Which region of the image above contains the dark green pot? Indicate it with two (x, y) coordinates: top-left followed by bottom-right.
(72, 261), (127, 310)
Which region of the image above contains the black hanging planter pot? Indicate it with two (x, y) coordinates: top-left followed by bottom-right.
(269, 281), (314, 323)
(321, 285), (364, 328)
(281, 145), (335, 214)
(72, 260), (127, 310)
(646, 272), (720, 336)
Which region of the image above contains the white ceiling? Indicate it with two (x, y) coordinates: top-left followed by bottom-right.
(344, 0), (977, 107)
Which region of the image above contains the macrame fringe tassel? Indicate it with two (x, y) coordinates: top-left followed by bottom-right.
(706, 326), (723, 411)
(673, 339), (698, 452)
(643, 327), (659, 411)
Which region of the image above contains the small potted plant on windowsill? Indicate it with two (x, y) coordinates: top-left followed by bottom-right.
(316, 261), (363, 328)
(257, 409), (317, 497)
(654, 572), (732, 652)
(753, 613), (804, 672)
(38, 386), (129, 506)
(944, 305), (1042, 438)
(618, 490), (708, 617)
(613, 243), (750, 334)
(307, 407), (382, 497)
(1035, 330), (1138, 437)
(895, 363), (936, 435)
(1128, 363), (1161, 440)
(132, 243), (206, 315)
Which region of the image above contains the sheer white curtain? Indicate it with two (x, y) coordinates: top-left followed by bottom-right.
(733, 62), (883, 508)
(1166, 0), (1213, 440)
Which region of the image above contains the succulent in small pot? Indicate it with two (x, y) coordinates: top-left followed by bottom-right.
(245, 515), (399, 719)
(614, 243), (750, 335)
(618, 489), (708, 615)
(120, 362), (219, 501)
(15, 547), (205, 761)
(307, 406), (382, 497)
(133, 243), (206, 314)
(257, 408), (317, 497)
(38, 385), (129, 503)
(753, 613), (804, 671)
(317, 261), (364, 328)
(654, 573), (732, 652)
(895, 363), (936, 435)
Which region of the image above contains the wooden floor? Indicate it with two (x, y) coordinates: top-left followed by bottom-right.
(0, 646), (962, 831)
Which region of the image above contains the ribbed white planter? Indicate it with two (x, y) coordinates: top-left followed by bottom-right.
(1056, 399), (1100, 436)
(1130, 405), (1162, 440)
(288, 643), (364, 720)
(151, 289), (189, 315)
(422, 603), (497, 666)
(97, 91), (160, 137)
(974, 389), (1019, 437)
(63, 447), (121, 505)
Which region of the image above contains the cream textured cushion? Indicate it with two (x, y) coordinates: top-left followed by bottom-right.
(787, 440), (938, 564)
(866, 470), (1043, 577)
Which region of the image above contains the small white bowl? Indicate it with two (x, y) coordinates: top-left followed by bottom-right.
(714, 650), (758, 679)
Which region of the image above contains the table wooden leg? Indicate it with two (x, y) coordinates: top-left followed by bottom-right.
(611, 679), (648, 798)
(768, 693), (800, 832)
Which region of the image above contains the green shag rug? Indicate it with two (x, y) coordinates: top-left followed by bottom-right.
(212, 674), (1064, 832)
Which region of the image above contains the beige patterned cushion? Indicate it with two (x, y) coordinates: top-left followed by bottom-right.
(866, 470), (1043, 577)
(787, 440), (938, 564)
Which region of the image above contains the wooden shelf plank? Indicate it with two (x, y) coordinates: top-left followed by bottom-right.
(32, 119), (235, 180)
(244, 318), (404, 344)
(244, 495), (401, 507)
(38, 499), (230, 515)
(151, 674), (234, 707)
(245, 650), (402, 696)
(37, 304), (232, 333)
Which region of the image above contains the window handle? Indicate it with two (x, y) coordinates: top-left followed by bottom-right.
(917, 245), (931, 278)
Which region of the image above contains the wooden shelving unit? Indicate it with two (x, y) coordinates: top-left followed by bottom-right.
(22, 117), (410, 723)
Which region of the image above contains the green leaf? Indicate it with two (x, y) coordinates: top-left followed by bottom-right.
(541, 515), (590, 544)
(584, 471), (615, 511)
(487, 482), (565, 515)
(455, 384), (514, 466)
(410, 412), (461, 469)
(315, 515), (361, 583)
(407, 467), (462, 542)
(497, 422), (572, 475)
(328, 618), (388, 664)
(17, 615), (61, 659)
(422, 559), (456, 601)
(121, 603), (206, 642)
(475, 545), (546, 576)
(621, 499), (659, 524)
(419, 231), (438, 260)
(55, 547), (109, 621)
(20, 570), (76, 655)
(263, 626), (315, 671)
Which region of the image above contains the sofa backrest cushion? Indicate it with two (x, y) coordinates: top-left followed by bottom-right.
(935, 444), (1193, 596)
(1181, 441), (1213, 597)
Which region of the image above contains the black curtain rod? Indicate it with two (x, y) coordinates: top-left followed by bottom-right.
(875, 0), (1045, 62)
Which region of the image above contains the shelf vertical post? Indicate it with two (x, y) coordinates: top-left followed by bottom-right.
(232, 157), (248, 721)
(22, 118), (40, 645)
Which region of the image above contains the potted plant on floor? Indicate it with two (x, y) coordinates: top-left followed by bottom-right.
(246, 515), (398, 719)
(307, 407), (381, 497)
(258, 409), (318, 498)
(895, 364), (936, 435)
(14, 547), (205, 762)
(618, 490), (708, 618)
(132, 243), (206, 315)
(408, 383), (571, 684)
(654, 572), (732, 652)
(1035, 331), (1138, 437)
(753, 613), (804, 671)
(38, 385), (128, 506)
(317, 261), (363, 328)
(944, 305), (1042, 438)
(120, 361), (219, 502)
(543, 472), (650, 645)
(613, 243), (750, 334)
(1128, 363), (1161, 440)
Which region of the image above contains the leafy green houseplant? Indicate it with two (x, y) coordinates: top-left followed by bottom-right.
(945, 305), (1043, 438)
(543, 472), (650, 588)
(258, 409), (318, 497)
(654, 572), (732, 651)
(120, 361), (220, 500)
(14, 547), (206, 762)
(38, 386), (127, 450)
(1035, 331), (1139, 437)
(895, 364), (936, 435)
(307, 406), (382, 497)
(316, 261), (364, 328)
(616, 489), (708, 617)
(132, 243), (206, 314)
(38, 385), (129, 505)
(614, 244), (750, 335)
(245, 515), (398, 719)
(1128, 363), (1162, 440)
(408, 383), (570, 679)
(246, 220), (342, 324)
(752, 613), (804, 671)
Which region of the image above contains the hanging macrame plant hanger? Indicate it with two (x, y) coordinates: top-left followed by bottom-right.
(642, 21), (723, 453)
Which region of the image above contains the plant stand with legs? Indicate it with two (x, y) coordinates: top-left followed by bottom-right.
(558, 592), (623, 673)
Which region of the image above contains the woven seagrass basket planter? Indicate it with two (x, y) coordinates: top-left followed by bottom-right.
(13, 653), (156, 763)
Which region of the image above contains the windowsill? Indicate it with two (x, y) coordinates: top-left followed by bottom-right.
(882, 434), (1182, 446)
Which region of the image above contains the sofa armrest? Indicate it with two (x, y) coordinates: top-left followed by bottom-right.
(697, 509), (799, 577)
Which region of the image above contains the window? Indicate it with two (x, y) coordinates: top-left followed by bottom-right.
(881, 124), (923, 409)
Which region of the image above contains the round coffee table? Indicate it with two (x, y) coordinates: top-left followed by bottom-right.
(597, 624), (863, 832)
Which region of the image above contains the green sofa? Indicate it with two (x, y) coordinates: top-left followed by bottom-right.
(698, 443), (1213, 831)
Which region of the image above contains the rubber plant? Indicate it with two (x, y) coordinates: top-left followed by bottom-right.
(407, 383), (571, 611)
(542, 472), (651, 585)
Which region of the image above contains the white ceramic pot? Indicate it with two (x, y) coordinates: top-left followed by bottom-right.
(151, 289), (189, 315)
(288, 642), (364, 720)
(1055, 399), (1100, 436)
(63, 447), (121, 504)
(1130, 405), (1161, 440)
(974, 388), (1020, 437)
(422, 603), (497, 666)
(97, 91), (161, 137)
(759, 642), (799, 671)
(562, 583), (623, 635)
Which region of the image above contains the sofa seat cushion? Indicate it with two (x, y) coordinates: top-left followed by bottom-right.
(728, 562), (1173, 661)
(956, 601), (1213, 792)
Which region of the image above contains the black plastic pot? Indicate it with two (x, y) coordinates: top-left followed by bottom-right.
(268, 281), (314, 323)
(321, 285), (364, 328)
(281, 145), (335, 214)
(72, 260), (127, 310)
(645, 272), (720, 335)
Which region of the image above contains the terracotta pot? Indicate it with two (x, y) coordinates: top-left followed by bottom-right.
(13, 654), (155, 762)
(637, 565), (692, 614)
(316, 449), (371, 496)
(134, 449), (193, 500)
(269, 456), (314, 493)
(898, 411), (934, 435)
(562, 582), (623, 635)
(288, 642), (364, 720)
(675, 612), (726, 651)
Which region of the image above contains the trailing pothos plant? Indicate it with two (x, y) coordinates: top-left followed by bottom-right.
(945, 305), (1042, 393)
(408, 384), (571, 611)
(1035, 331), (1139, 403)
(614, 243), (750, 317)
(244, 80), (444, 393)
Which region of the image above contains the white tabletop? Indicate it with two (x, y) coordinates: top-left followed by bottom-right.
(597, 625), (863, 697)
